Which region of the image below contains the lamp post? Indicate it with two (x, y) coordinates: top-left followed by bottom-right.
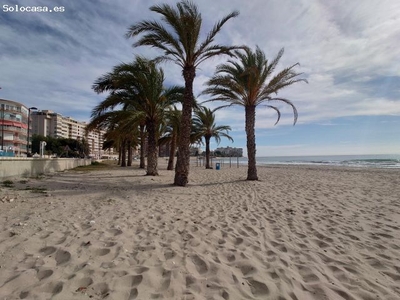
(1, 103), (4, 151)
(27, 106), (37, 156)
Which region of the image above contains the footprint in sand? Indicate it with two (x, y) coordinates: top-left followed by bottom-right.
(55, 249), (71, 265)
(74, 277), (94, 289)
(19, 291), (30, 299)
(112, 274), (143, 299)
(160, 269), (172, 291)
(129, 288), (138, 299)
(39, 246), (57, 256)
(186, 275), (201, 293)
(164, 250), (176, 260)
(225, 253), (236, 262)
(238, 263), (257, 276)
(121, 275), (143, 287)
(221, 290), (229, 300)
(269, 271), (280, 280)
(191, 254), (208, 274)
(55, 235), (68, 245)
(134, 266), (149, 274)
(234, 237), (244, 245)
(243, 225), (258, 237)
(248, 279), (270, 297)
(93, 248), (111, 257)
(302, 273), (320, 283)
(41, 281), (64, 295)
(91, 282), (110, 298)
(37, 269), (54, 280)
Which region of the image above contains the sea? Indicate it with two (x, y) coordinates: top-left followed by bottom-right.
(215, 154), (400, 169)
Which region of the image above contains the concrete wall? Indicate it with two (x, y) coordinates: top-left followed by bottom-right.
(0, 158), (92, 179)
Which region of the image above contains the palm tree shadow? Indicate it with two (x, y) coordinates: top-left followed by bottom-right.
(124, 178), (249, 192)
(189, 178), (248, 188)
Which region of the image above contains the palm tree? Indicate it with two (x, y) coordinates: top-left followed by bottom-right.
(86, 107), (139, 166)
(159, 107), (182, 170)
(192, 106), (233, 169)
(126, 0), (242, 186)
(202, 46), (307, 180)
(138, 122), (146, 169)
(159, 107), (203, 171)
(126, 58), (183, 175)
(92, 67), (144, 167)
(87, 109), (140, 166)
(92, 58), (183, 175)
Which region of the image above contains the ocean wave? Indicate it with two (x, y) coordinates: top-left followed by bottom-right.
(252, 157), (400, 169)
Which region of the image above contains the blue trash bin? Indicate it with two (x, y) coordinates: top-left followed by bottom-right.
(216, 163), (220, 170)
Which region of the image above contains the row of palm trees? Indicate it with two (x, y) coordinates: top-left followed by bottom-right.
(87, 56), (233, 176)
(90, 0), (307, 185)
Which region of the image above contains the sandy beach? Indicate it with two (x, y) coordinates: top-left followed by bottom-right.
(0, 161), (399, 300)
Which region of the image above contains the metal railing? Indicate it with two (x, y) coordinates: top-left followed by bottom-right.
(192, 156), (246, 168)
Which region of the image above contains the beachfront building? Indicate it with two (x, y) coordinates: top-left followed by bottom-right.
(214, 146), (243, 157)
(0, 98), (29, 156)
(31, 110), (106, 158)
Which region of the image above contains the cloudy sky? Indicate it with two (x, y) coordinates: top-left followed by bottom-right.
(1, 0), (399, 156)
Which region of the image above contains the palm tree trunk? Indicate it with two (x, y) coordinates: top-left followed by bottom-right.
(174, 66), (195, 186)
(146, 120), (158, 176)
(121, 139), (127, 167)
(245, 105), (258, 180)
(127, 140), (132, 166)
(139, 124), (146, 169)
(118, 144), (122, 165)
(167, 133), (177, 170)
(205, 136), (212, 169)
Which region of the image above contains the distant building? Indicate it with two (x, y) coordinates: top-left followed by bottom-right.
(32, 110), (83, 139)
(31, 110), (106, 158)
(214, 146), (243, 157)
(0, 98), (29, 156)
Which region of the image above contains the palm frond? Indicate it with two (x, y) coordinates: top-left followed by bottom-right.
(268, 97), (298, 125)
(203, 46), (306, 125)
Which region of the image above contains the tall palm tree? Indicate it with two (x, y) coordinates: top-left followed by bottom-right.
(126, 0), (242, 186)
(192, 106), (233, 169)
(202, 46), (307, 180)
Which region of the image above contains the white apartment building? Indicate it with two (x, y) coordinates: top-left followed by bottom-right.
(31, 110), (105, 158)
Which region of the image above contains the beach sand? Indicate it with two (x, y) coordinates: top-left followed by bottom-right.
(0, 161), (399, 300)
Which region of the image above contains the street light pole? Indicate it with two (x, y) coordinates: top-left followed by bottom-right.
(1, 103), (4, 151)
(27, 107), (37, 156)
